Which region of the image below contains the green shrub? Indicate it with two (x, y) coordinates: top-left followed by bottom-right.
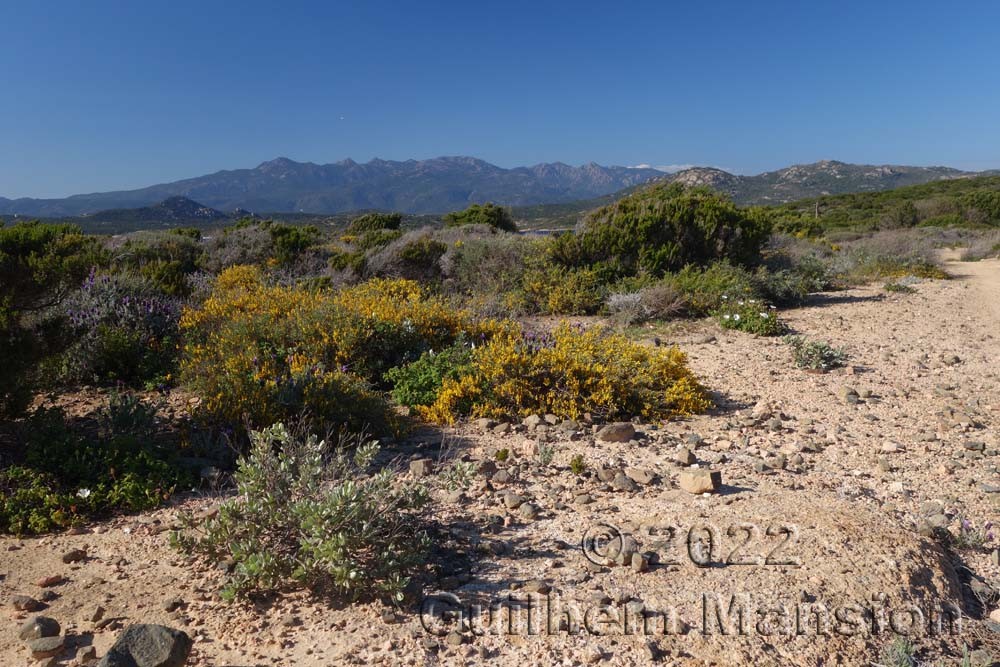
(269, 224), (321, 264)
(883, 281), (916, 294)
(784, 335), (848, 371)
(365, 232), (448, 282)
(664, 262), (758, 315)
(0, 220), (106, 417)
(348, 212), (403, 234)
(55, 271), (181, 387)
(0, 393), (191, 535)
(173, 423), (429, 602)
(384, 342), (473, 407)
(714, 297), (785, 336)
(444, 203), (517, 232)
(563, 183), (772, 276)
(355, 228), (403, 251)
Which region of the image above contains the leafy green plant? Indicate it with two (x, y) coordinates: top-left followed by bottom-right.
(558, 183), (772, 277)
(784, 335), (849, 371)
(715, 297), (785, 336)
(536, 443), (555, 466)
(348, 212), (403, 234)
(0, 393), (190, 535)
(495, 448), (510, 462)
(444, 203), (517, 232)
(570, 454), (586, 476)
(953, 518), (995, 551)
(439, 459), (476, 492)
(883, 281), (916, 293)
(384, 342), (473, 407)
(173, 423), (429, 602)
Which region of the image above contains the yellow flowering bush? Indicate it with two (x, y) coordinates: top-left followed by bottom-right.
(180, 268), (495, 433)
(421, 322), (711, 424)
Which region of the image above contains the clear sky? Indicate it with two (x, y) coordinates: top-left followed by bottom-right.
(3, 0), (1000, 198)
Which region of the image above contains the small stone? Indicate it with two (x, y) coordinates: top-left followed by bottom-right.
(492, 423), (511, 435)
(523, 579), (551, 594)
(36, 575), (65, 588)
(584, 645), (604, 663)
(574, 493), (594, 505)
(631, 552), (648, 573)
(473, 417), (496, 430)
(28, 635), (64, 660)
(163, 597), (184, 612)
(491, 470), (511, 485)
(523, 414), (543, 429)
(625, 467), (656, 485)
(678, 469), (721, 494)
(445, 631), (465, 646)
(596, 422), (636, 443)
(503, 492), (526, 510)
(421, 637), (440, 652)
(97, 624), (192, 667)
(518, 503), (539, 521)
(684, 433), (703, 446)
(612, 472), (638, 493)
(90, 605), (106, 623)
(381, 610), (399, 624)
(61, 548), (87, 564)
(18, 616), (61, 641)
(675, 448), (696, 465)
(990, 608), (1000, 624)
(409, 458), (434, 477)
(77, 646), (98, 662)
(11, 595), (44, 612)
(990, 549), (999, 567)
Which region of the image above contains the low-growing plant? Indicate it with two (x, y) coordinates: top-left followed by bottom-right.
(384, 342), (473, 408)
(952, 518), (995, 551)
(877, 636), (916, 667)
(569, 454), (586, 475)
(883, 281), (917, 294)
(536, 442), (555, 466)
(439, 459), (476, 492)
(173, 423), (429, 602)
(784, 335), (849, 371)
(715, 297), (786, 336)
(421, 322), (711, 423)
(0, 393), (190, 535)
(495, 448), (510, 462)
(444, 203), (517, 232)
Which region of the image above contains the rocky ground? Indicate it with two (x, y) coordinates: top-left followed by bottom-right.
(2, 254), (999, 666)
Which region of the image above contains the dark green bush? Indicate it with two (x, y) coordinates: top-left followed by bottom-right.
(0, 394), (191, 535)
(0, 221), (106, 418)
(563, 183), (772, 276)
(444, 203), (517, 232)
(385, 342), (473, 407)
(348, 212), (403, 234)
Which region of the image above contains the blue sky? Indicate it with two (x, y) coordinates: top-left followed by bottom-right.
(2, 0), (999, 198)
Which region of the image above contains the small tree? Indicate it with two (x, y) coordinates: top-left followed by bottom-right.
(443, 203), (517, 233)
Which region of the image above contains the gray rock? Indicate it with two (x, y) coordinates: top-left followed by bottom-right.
(28, 635), (64, 660)
(97, 624), (192, 667)
(523, 579), (551, 594)
(596, 422), (636, 443)
(503, 492), (526, 510)
(625, 467), (656, 485)
(61, 548), (87, 564)
(18, 616), (61, 641)
(11, 595), (44, 612)
(675, 448), (696, 465)
(518, 503), (540, 521)
(409, 458), (434, 477)
(473, 417), (496, 430)
(523, 414), (543, 429)
(612, 472), (638, 493)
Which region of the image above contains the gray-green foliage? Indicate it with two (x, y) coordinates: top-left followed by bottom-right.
(784, 335), (849, 371)
(173, 423), (429, 602)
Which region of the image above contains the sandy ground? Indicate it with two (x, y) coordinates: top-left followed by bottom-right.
(2, 255), (999, 666)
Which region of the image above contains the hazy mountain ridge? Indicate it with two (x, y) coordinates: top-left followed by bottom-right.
(0, 157), (663, 217)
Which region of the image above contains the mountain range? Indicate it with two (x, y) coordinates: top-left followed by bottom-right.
(0, 157), (663, 218)
(1, 157), (995, 220)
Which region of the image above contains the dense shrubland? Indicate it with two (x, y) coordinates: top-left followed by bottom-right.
(1, 185), (988, 547)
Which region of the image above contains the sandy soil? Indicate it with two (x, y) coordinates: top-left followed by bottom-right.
(2, 255), (999, 666)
